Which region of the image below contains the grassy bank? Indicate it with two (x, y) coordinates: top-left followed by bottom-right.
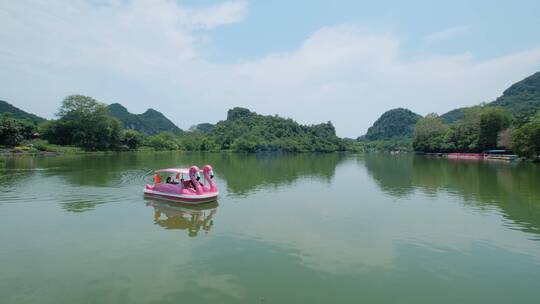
(1, 139), (94, 156)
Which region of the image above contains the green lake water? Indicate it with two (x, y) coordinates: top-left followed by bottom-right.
(1, 152), (539, 303)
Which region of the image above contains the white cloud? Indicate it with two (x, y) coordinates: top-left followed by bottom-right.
(184, 0), (248, 30)
(424, 25), (470, 43)
(227, 26), (540, 136)
(1, 2), (540, 137)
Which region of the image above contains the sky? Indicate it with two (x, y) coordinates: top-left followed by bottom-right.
(1, 0), (540, 137)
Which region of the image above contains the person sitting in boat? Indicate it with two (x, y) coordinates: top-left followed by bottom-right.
(166, 177), (172, 184)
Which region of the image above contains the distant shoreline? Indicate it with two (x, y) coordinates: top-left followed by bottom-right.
(0, 147), (350, 158)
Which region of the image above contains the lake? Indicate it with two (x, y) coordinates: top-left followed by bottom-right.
(1, 152), (539, 303)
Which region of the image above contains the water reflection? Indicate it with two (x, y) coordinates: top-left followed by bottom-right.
(363, 154), (540, 238)
(60, 198), (105, 213)
(214, 153), (345, 196)
(145, 198), (218, 237)
(0, 152), (346, 212)
(363, 154), (415, 197)
(2, 153), (540, 303)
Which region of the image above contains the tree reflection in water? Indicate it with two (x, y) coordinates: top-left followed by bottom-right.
(363, 153), (540, 238)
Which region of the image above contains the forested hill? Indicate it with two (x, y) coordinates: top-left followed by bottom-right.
(491, 71), (540, 114)
(0, 100), (45, 123)
(361, 108), (421, 140)
(107, 103), (182, 135)
(207, 107), (346, 152)
(190, 123), (215, 133)
(441, 71), (540, 123)
(440, 108), (466, 124)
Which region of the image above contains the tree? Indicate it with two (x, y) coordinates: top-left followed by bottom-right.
(0, 113), (23, 146)
(44, 95), (122, 150)
(57, 95), (105, 118)
(364, 108), (421, 140)
(512, 112), (540, 159)
(412, 114), (448, 152)
(207, 108), (346, 152)
(231, 135), (258, 152)
(178, 133), (218, 151)
(444, 107), (482, 152)
(121, 129), (143, 150)
(197, 136), (219, 151)
(0, 113), (37, 146)
(478, 107), (511, 150)
(497, 128), (513, 149)
(143, 132), (179, 150)
(188, 123), (215, 133)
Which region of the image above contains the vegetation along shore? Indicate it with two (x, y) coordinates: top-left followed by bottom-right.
(1, 71), (539, 160)
(1, 95), (346, 155)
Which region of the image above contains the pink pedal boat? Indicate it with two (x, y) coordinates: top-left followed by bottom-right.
(144, 165), (219, 204)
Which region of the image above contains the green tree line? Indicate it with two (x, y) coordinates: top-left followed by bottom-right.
(1, 95), (348, 153)
(0, 113), (38, 146)
(412, 106), (540, 160)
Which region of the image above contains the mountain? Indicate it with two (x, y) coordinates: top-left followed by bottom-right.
(440, 107), (466, 123)
(491, 71), (540, 114)
(0, 100), (45, 123)
(107, 103), (182, 135)
(208, 107), (345, 152)
(190, 123), (215, 133)
(362, 108), (422, 140)
(441, 71), (540, 123)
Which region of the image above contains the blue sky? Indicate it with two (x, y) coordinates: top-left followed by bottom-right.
(203, 0), (540, 62)
(1, 0), (540, 137)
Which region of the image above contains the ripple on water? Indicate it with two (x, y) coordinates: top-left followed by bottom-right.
(0, 168), (144, 212)
(113, 169), (154, 187)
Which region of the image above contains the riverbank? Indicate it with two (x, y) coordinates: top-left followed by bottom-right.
(1, 139), (84, 156)
(418, 151), (540, 163)
(2, 141), (538, 164)
(0, 145), (159, 157)
(0, 138), (175, 157)
(0, 136), (352, 158)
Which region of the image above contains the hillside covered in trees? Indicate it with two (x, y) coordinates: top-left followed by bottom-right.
(491, 71), (540, 114)
(356, 71), (540, 159)
(3, 70), (539, 157)
(413, 107), (512, 153)
(1, 95), (347, 153)
(440, 72), (540, 124)
(413, 72), (540, 158)
(107, 103), (182, 135)
(411, 71), (540, 159)
(207, 107), (346, 152)
(190, 123), (215, 133)
(361, 108), (421, 140)
(0, 100), (45, 123)
(412, 105), (540, 160)
(354, 108), (421, 152)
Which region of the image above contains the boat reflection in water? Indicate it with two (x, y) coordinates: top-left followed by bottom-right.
(145, 198), (218, 237)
